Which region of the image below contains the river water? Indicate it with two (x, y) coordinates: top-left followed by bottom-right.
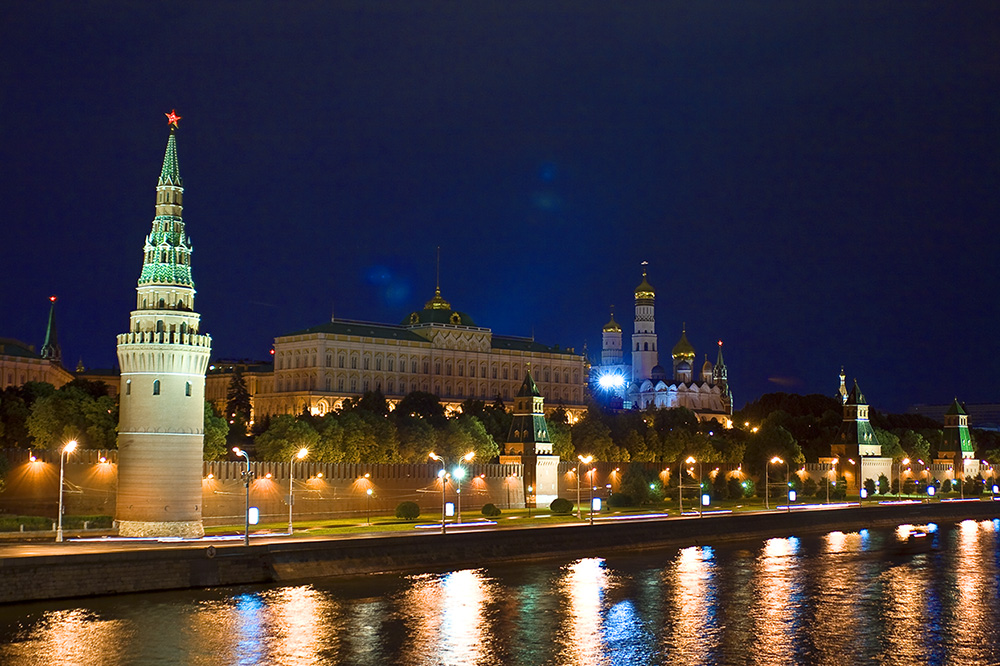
(1, 519), (998, 665)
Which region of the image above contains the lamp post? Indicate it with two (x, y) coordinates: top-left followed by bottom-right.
(234, 447), (252, 546)
(849, 458), (860, 504)
(366, 487), (373, 526)
(455, 451), (474, 524)
(577, 455), (593, 520)
(685, 456), (702, 518)
(766, 456), (783, 510)
(897, 457), (909, 499)
(429, 452), (448, 535)
(288, 447), (308, 535)
(827, 458), (838, 504)
(56, 440), (77, 543)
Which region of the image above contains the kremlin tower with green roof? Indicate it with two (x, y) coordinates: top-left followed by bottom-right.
(115, 112), (212, 538)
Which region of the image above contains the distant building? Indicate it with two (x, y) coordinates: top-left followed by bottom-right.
(207, 281), (588, 424)
(909, 402), (1000, 432)
(590, 263), (732, 422)
(1, 297), (74, 391)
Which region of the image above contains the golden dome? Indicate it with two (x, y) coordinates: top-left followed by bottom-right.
(602, 307), (621, 332)
(634, 264), (655, 300)
(672, 325), (696, 360)
(423, 287), (451, 310)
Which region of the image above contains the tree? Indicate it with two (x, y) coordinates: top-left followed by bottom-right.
(803, 476), (818, 498)
(255, 415), (320, 461)
(455, 414), (499, 463)
(356, 389), (390, 417)
(396, 416), (436, 463)
(225, 369), (253, 436)
(620, 463), (658, 505)
(900, 430), (932, 463)
(395, 391), (446, 424)
(874, 429), (903, 460)
(548, 419), (574, 460)
(203, 402), (229, 460)
(572, 413), (614, 460)
(864, 478), (877, 498)
(877, 473), (890, 495)
(26, 386), (90, 449)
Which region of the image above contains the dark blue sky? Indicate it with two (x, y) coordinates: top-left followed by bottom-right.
(3, 2), (998, 413)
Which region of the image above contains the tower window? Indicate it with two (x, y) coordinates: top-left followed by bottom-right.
(185, 382), (192, 397)
(152, 379), (160, 395)
(644, 342), (648, 351)
(126, 380), (131, 395)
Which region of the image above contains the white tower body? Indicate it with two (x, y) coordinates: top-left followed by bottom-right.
(631, 265), (658, 383)
(116, 123), (211, 537)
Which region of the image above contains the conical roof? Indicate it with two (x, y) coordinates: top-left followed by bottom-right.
(40, 296), (61, 364)
(158, 131), (182, 186)
(845, 380), (867, 406)
(517, 369), (542, 397)
(945, 398), (967, 416)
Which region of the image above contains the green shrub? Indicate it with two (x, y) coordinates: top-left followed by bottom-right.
(63, 515), (113, 529)
(607, 492), (634, 508)
(802, 477), (818, 498)
(0, 515), (52, 532)
(395, 501), (420, 520)
(481, 503), (502, 517)
(549, 497), (574, 514)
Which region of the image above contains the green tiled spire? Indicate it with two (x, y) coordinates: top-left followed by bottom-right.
(158, 131), (182, 186)
(138, 131), (194, 287)
(40, 296), (61, 365)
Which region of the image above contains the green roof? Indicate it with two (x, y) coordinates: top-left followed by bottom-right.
(517, 370), (542, 397)
(403, 308), (477, 327)
(945, 398), (967, 416)
(281, 320), (428, 342)
(845, 380), (867, 406)
(158, 132), (182, 186)
(0, 338), (40, 359)
(491, 336), (580, 355)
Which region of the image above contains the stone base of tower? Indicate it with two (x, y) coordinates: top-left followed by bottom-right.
(118, 519), (205, 539)
(501, 453), (559, 508)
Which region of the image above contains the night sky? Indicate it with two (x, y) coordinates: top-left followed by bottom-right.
(3, 2), (998, 414)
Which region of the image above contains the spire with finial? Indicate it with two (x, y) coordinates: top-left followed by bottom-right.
(423, 246), (451, 310)
(139, 112), (193, 289)
(40, 295), (61, 365)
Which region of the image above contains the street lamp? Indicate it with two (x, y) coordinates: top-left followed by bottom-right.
(577, 455), (593, 520)
(429, 452), (448, 535)
(897, 457), (909, 499)
(288, 447), (308, 535)
(685, 456), (702, 518)
(827, 458), (838, 504)
(366, 487), (373, 526)
(454, 451), (474, 524)
(56, 440), (77, 543)
(766, 456), (783, 510)
(233, 447), (252, 546)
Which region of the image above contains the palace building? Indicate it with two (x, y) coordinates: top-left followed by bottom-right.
(591, 263), (733, 422)
(221, 281), (588, 423)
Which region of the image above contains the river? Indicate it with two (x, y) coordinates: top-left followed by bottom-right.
(1, 519), (998, 665)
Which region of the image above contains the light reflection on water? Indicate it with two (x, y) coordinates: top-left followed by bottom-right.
(0, 522), (999, 666)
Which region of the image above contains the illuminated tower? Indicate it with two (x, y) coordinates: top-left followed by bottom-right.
(116, 111), (212, 538)
(631, 262), (657, 383)
(939, 399), (975, 479)
(713, 340), (732, 411)
(601, 306), (622, 366)
(500, 368), (558, 508)
(838, 366), (848, 404)
(39, 295), (62, 366)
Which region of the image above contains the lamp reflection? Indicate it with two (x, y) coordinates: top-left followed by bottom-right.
(560, 557), (606, 664)
(749, 538), (801, 665)
(669, 546), (717, 661)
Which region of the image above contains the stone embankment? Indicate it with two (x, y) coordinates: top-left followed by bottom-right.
(1, 501), (996, 604)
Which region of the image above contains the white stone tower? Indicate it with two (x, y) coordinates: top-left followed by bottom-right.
(116, 111), (212, 537)
(601, 306), (622, 366)
(631, 262), (658, 383)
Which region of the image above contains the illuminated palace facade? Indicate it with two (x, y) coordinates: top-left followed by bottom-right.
(592, 264), (732, 422)
(241, 285), (588, 421)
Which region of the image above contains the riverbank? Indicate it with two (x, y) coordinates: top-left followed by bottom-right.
(1, 500), (997, 604)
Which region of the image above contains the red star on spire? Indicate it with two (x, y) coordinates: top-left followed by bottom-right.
(165, 109), (182, 128)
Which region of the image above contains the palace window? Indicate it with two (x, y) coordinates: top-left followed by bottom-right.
(375, 357), (382, 371)
(351, 357), (357, 369)
(338, 378), (344, 391)
(363, 357), (370, 370)
(339, 355), (345, 368)
(387, 358), (394, 372)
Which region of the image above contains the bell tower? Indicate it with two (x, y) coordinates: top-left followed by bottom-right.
(631, 262), (658, 383)
(116, 111), (212, 537)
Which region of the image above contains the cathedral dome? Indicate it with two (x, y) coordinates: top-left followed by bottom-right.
(672, 327), (696, 360)
(403, 287), (476, 326)
(702, 355), (714, 375)
(602, 311), (621, 333)
(651, 364), (667, 382)
(634, 270), (655, 301)
(676, 360), (692, 375)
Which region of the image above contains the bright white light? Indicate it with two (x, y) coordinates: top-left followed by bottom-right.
(248, 507), (259, 525)
(453, 467), (466, 480)
(597, 373), (625, 390)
